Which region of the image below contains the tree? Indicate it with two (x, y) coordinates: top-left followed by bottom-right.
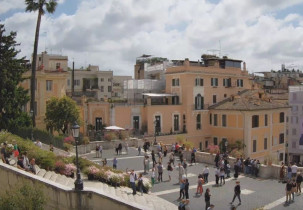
(45, 96), (80, 134)
(25, 0), (57, 127)
(0, 24), (31, 130)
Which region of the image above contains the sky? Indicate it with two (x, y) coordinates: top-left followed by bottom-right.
(1, 0), (303, 76)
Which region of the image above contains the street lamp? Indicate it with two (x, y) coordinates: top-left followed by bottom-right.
(153, 120), (157, 145)
(72, 121), (83, 191)
(30, 110), (34, 141)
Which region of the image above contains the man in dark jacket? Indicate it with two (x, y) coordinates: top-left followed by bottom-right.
(205, 188), (211, 210)
(230, 181), (241, 205)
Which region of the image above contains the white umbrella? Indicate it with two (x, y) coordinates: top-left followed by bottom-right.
(104, 126), (125, 130)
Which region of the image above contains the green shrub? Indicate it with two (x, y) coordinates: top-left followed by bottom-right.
(0, 183), (47, 210)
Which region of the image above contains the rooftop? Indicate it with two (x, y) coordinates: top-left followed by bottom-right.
(209, 89), (289, 111)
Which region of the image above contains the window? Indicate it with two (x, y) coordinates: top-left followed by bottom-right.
(252, 115), (259, 128)
(172, 96), (179, 105)
(223, 78), (231, 87)
(279, 112), (284, 123)
(237, 79), (243, 87)
(224, 94), (227, 98)
(172, 78), (179, 86)
(108, 86), (112, 92)
(214, 137), (218, 145)
(213, 95), (217, 104)
(174, 115), (179, 131)
(74, 80), (80, 86)
(108, 78), (112, 82)
(67, 79), (70, 86)
(196, 114), (201, 130)
(292, 129), (296, 135)
(100, 78), (104, 82)
(210, 114), (212, 125)
(46, 80), (52, 91)
(264, 138), (267, 150)
(195, 78), (203, 86)
(155, 116), (161, 133)
(295, 116), (298, 124)
(100, 86), (104, 92)
(279, 153), (283, 161)
(292, 141), (296, 149)
(211, 78), (218, 87)
(214, 114), (218, 126)
(205, 140), (209, 149)
(195, 94), (204, 110)
(264, 114), (268, 126)
(253, 140), (257, 153)
(279, 133), (284, 144)
(56, 63), (60, 69)
(222, 114), (227, 127)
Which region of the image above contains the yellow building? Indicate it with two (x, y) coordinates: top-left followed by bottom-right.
(209, 90), (289, 162)
(21, 52), (69, 129)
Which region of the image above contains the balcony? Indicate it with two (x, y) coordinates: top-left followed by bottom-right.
(192, 104), (210, 110)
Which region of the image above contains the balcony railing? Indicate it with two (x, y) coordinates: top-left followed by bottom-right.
(192, 104), (210, 110)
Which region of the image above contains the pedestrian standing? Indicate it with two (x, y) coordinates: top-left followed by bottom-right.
(226, 163), (231, 178)
(151, 167), (156, 186)
(167, 162), (173, 181)
(95, 144), (100, 158)
(296, 172), (302, 194)
(191, 150), (196, 166)
(102, 158), (107, 166)
(138, 173), (144, 195)
(285, 180), (292, 204)
(215, 153), (219, 168)
(99, 145), (103, 158)
(158, 162), (163, 182)
(230, 181), (241, 205)
(178, 179), (185, 200)
(220, 167), (225, 185)
(125, 142), (128, 155)
(279, 162), (285, 182)
(169, 152), (175, 166)
(152, 150), (156, 167)
(287, 164), (292, 180)
(143, 156), (148, 174)
(138, 146), (141, 156)
(205, 188), (211, 210)
(196, 176), (204, 195)
(129, 169), (137, 195)
(291, 179), (297, 202)
(113, 157), (118, 169)
(291, 163), (298, 178)
(215, 168), (220, 186)
(203, 166), (209, 183)
(183, 160), (188, 177)
(180, 152), (184, 164)
(178, 163), (185, 183)
(164, 145), (168, 157)
(184, 179), (189, 200)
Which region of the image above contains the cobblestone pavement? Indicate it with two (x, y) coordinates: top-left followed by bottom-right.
(84, 148), (303, 210)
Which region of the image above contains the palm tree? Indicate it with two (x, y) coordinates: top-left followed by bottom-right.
(25, 0), (57, 127)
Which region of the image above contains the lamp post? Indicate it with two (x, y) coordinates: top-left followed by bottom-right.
(30, 110), (34, 141)
(72, 121), (83, 191)
(153, 120), (157, 145)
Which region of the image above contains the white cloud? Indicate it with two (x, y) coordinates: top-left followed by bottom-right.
(0, 0), (25, 14)
(2, 0), (303, 75)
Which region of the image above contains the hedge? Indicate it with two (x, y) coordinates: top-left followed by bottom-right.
(9, 127), (64, 149)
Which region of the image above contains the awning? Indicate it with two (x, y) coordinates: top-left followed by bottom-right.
(104, 126), (125, 130)
(142, 93), (175, 97)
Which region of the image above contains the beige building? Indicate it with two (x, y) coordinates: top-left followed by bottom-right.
(21, 52), (69, 129)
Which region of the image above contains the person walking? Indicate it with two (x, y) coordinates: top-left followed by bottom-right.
(191, 150), (196, 166)
(143, 156), (148, 174)
(164, 145), (168, 157)
(180, 152), (184, 164)
(183, 160), (188, 177)
(230, 181), (241, 205)
(151, 167), (156, 186)
(215, 153), (219, 168)
(138, 146), (141, 156)
(291, 163), (298, 178)
(287, 164), (292, 180)
(157, 162), (163, 182)
(215, 168), (220, 186)
(178, 163), (185, 184)
(285, 180), (292, 204)
(95, 144), (100, 158)
(205, 188), (211, 210)
(203, 166), (209, 183)
(167, 162), (173, 181)
(169, 152), (175, 166)
(296, 172), (302, 194)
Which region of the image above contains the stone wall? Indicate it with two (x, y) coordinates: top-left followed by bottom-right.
(0, 163), (144, 210)
(75, 138), (142, 155)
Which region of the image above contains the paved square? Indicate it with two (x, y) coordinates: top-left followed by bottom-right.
(84, 147), (303, 210)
